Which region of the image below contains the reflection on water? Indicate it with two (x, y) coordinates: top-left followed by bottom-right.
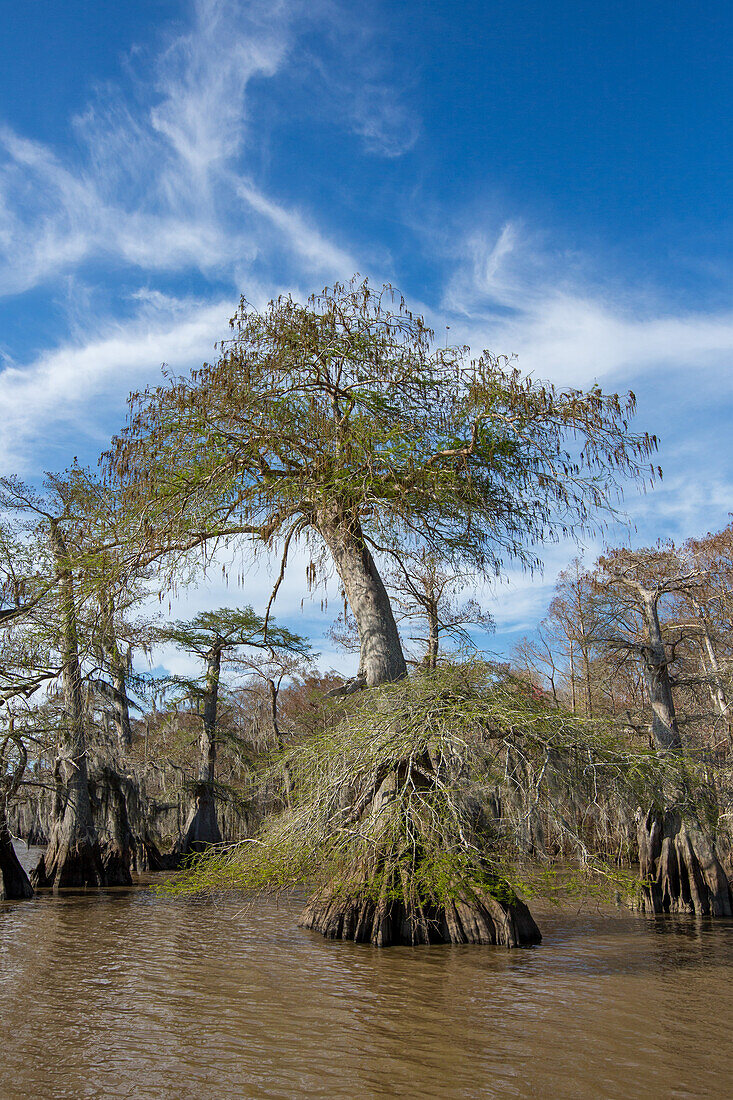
(2, 844), (732, 1099)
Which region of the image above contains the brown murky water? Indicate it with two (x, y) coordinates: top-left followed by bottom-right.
(2, 845), (732, 1099)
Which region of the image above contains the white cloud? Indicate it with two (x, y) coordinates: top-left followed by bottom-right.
(350, 83), (419, 158)
(0, 296), (231, 473)
(149, 0), (289, 176)
(0, 0), (355, 296)
(444, 224), (733, 389)
(236, 179), (356, 274)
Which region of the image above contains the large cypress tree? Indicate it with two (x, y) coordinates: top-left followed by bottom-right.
(109, 278), (657, 688)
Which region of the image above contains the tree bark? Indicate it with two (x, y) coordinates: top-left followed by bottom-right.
(32, 520), (105, 889)
(268, 677), (292, 807)
(637, 592), (683, 752)
(90, 766), (134, 886)
(693, 602), (732, 745)
(110, 656), (133, 750)
(316, 509), (406, 687)
(637, 807), (732, 917)
(426, 601), (439, 671)
(101, 592), (133, 750)
(0, 808), (33, 900)
(300, 883), (541, 947)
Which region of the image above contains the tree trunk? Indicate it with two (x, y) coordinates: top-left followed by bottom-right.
(0, 808), (33, 900)
(317, 509), (406, 687)
(299, 750), (541, 947)
(268, 678), (292, 807)
(581, 642), (593, 717)
(694, 604), (732, 745)
(637, 807), (732, 916)
(90, 766), (134, 886)
(176, 646), (222, 855)
(640, 593), (682, 752)
(101, 591), (133, 750)
(110, 658), (133, 750)
(300, 883), (541, 947)
(426, 602), (439, 671)
(32, 520), (105, 889)
(633, 590), (731, 915)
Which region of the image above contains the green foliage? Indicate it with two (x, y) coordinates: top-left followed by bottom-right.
(165, 662), (700, 907)
(109, 277), (657, 578)
(155, 606), (309, 659)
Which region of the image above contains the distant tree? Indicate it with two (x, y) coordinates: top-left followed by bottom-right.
(547, 558), (608, 717)
(0, 476), (110, 888)
(156, 608), (308, 853)
(0, 472), (141, 888)
(511, 621), (563, 707)
(384, 551), (494, 669)
(109, 278), (657, 688)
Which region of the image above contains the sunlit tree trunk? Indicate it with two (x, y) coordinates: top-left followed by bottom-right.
(638, 592), (682, 752)
(101, 591), (133, 750)
(317, 509), (406, 687)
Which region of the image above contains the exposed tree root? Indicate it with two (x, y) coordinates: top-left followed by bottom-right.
(31, 815), (105, 890)
(299, 869), (541, 948)
(637, 807), (733, 916)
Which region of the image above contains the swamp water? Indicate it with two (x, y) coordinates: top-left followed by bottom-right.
(1, 844), (732, 1099)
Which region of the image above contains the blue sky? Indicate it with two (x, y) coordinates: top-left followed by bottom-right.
(1, 0), (731, 674)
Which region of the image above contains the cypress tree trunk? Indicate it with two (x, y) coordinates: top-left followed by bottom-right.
(0, 807), (33, 900)
(268, 677), (292, 807)
(426, 605), (439, 671)
(90, 766), (134, 886)
(101, 592), (133, 750)
(634, 589), (732, 915)
(640, 593), (683, 752)
(317, 509), (406, 687)
(110, 656), (133, 750)
(32, 520), (105, 890)
(299, 750), (541, 947)
(176, 645), (222, 855)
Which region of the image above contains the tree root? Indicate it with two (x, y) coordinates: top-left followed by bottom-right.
(31, 818), (105, 890)
(174, 790), (222, 857)
(637, 807), (733, 916)
(299, 882), (541, 947)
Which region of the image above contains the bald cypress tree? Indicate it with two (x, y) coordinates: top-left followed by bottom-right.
(109, 278), (657, 688)
(158, 608), (308, 854)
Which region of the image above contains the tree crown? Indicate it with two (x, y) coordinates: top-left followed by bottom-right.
(108, 277), (658, 578)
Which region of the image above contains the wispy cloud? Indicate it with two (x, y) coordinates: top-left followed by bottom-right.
(350, 83), (420, 158)
(236, 180), (355, 273)
(0, 0), (355, 297)
(443, 221), (733, 389)
(0, 295), (231, 473)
